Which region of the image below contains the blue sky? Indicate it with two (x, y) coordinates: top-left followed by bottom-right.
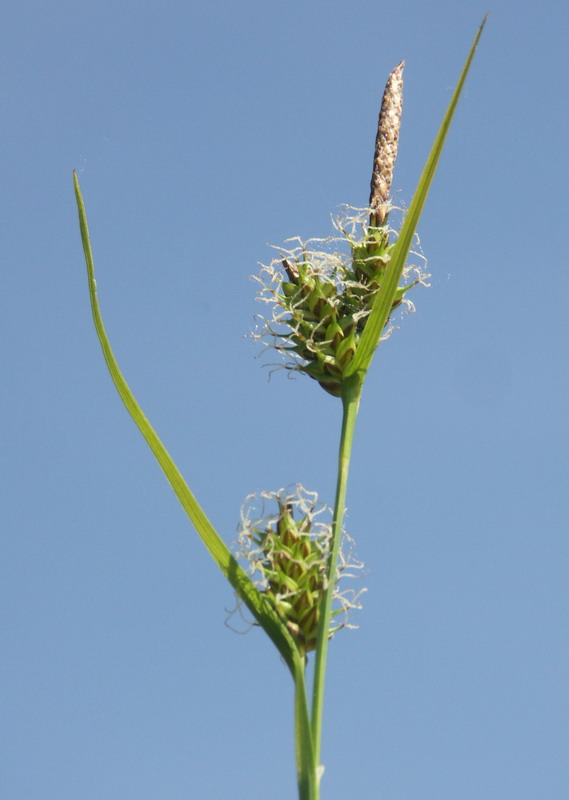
(2, 1), (568, 798)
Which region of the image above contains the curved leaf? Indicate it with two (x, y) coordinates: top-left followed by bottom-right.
(73, 172), (297, 672)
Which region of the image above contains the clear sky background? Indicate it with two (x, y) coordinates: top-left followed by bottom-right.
(2, 1), (568, 798)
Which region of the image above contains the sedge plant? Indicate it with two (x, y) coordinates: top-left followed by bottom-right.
(74, 18), (486, 800)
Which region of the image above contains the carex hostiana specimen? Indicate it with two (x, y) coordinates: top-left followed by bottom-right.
(73, 17), (487, 800)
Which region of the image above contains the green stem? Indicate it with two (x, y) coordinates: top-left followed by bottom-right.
(293, 658), (319, 800)
(310, 371), (364, 767)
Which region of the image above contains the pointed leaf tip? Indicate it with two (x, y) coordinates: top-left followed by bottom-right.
(345, 18), (487, 379)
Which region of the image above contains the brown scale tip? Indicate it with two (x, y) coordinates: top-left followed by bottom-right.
(282, 258), (298, 282)
(369, 61), (405, 226)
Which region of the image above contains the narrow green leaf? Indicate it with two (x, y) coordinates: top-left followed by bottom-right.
(345, 14), (487, 378)
(73, 171), (297, 672)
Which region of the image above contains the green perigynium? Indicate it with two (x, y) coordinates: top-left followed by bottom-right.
(254, 207), (429, 396)
(235, 486), (363, 654)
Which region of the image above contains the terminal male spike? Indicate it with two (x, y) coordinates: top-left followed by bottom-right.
(369, 61), (404, 227)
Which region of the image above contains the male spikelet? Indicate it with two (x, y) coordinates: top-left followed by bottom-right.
(369, 61), (405, 228)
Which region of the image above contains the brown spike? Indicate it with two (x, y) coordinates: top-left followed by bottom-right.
(369, 61), (404, 226)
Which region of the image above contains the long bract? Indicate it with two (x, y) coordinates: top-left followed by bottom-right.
(73, 172), (299, 673)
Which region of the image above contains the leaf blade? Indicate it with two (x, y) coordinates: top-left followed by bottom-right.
(73, 172), (297, 671)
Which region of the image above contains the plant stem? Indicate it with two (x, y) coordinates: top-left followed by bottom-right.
(294, 658), (319, 800)
(310, 370), (364, 769)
